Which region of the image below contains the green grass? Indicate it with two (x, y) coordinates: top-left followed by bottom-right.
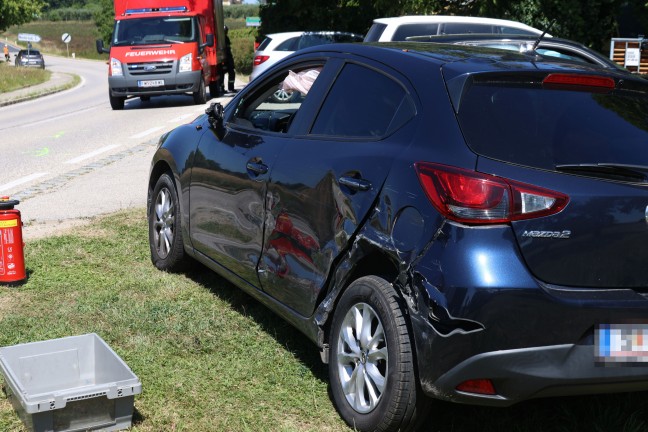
(0, 209), (348, 432)
(0, 62), (51, 93)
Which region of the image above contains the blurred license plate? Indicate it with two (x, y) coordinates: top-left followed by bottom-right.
(595, 324), (648, 363)
(138, 80), (164, 88)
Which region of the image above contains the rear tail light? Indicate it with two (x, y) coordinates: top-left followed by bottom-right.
(253, 55), (270, 66)
(415, 163), (568, 224)
(456, 379), (496, 395)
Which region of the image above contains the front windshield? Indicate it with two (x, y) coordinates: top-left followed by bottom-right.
(112, 17), (197, 46)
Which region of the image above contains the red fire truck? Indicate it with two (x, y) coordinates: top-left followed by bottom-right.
(97, 0), (226, 109)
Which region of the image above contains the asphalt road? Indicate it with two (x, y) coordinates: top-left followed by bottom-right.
(0, 54), (237, 239)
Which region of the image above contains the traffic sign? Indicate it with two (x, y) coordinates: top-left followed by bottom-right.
(246, 17), (261, 27)
(18, 33), (41, 43)
(62, 33), (72, 44)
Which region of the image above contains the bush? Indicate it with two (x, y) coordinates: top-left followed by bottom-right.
(224, 4), (259, 19)
(229, 26), (256, 76)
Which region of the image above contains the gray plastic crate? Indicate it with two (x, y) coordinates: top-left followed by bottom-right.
(0, 333), (142, 432)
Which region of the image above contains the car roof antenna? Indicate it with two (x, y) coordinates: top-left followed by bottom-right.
(532, 19), (556, 52)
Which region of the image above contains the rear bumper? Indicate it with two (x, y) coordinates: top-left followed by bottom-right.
(429, 343), (648, 406)
(109, 71), (201, 97)
(408, 222), (648, 405)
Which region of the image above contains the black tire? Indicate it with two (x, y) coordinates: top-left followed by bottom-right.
(193, 77), (207, 105)
(148, 173), (187, 271)
(109, 91), (125, 110)
(329, 276), (425, 432)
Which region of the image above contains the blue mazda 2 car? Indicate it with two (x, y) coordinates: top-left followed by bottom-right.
(148, 41), (648, 431)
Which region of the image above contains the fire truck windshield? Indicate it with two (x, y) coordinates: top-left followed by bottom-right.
(112, 17), (199, 46)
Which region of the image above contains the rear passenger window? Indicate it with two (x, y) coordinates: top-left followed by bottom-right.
(442, 23), (494, 34)
(276, 36), (300, 51)
(392, 23), (439, 41)
(311, 63), (415, 138)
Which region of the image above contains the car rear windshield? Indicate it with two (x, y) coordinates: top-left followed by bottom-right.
(257, 37), (272, 51)
(364, 23), (387, 42)
(455, 73), (648, 170)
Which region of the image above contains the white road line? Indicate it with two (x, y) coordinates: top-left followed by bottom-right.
(65, 145), (120, 164)
(130, 126), (164, 139)
(0, 172), (48, 192)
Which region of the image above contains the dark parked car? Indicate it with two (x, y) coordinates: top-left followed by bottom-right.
(406, 33), (626, 70)
(14, 49), (45, 68)
(148, 42), (648, 431)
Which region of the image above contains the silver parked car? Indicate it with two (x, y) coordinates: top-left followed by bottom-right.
(14, 49), (45, 69)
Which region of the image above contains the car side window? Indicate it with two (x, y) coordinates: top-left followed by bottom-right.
(392, 23), (439, 41)
(276, 36), (300, 51)
(231, 66), (323, 133)
(310, 63), (415, 138)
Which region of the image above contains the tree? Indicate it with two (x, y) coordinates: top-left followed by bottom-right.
(0, 0), (47, 32)
(259, 0), (648, 57)
(94, 0), (115, 44)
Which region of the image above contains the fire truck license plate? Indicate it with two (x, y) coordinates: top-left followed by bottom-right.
(138, 80), (164, 88)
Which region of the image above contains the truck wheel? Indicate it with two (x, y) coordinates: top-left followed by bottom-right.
(109, 91), (125, 110)
(329, 276), (426, 432)
(193, 77), (207, 105)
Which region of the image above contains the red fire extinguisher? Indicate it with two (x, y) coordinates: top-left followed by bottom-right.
(0, 197), (25, 285)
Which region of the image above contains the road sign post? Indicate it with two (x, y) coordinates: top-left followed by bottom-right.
(62, 33), (72, 58)
(18, 34), (41, 53)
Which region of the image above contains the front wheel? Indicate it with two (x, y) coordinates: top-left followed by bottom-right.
(193, 77), (207, 105)
(148, 173), (187, 271)
(329, 276), (426, 432)
(109, 90), (125, 110)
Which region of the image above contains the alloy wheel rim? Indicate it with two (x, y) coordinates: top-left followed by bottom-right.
(273, 88), (293, 102)
(153, 187), (174, 258)
(336, 302), (388, 413)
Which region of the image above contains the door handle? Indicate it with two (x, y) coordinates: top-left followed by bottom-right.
(339, 176), (371, 191)
(246, 161), (268, 175)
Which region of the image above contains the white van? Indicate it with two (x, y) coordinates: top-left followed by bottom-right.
(364, 15), (545, 42)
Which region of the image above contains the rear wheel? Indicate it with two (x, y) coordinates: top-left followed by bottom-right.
(149, 173), (187, 271)
(329, 276), (425, 432)
(193, 77), (207, 105)
(109, 91), (125, 110)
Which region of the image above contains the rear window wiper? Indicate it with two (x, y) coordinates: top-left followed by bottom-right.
(555, 163), (648, 183)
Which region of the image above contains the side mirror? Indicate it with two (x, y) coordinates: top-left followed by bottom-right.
(200, 34), (214, 53)
(206, 102), (225, 139)
(96, 39), (109, 54)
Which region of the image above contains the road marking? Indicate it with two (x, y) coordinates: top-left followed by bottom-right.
(130, 126), (164, 139)
(28, 147), (50, 157)
(65, 145), (119, 164)
(0, 172), (48, 192)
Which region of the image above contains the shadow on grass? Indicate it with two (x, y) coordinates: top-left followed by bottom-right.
(183, 263), (648, 432)
(186, 262), (330, 383)
(424, 391), (648, 432)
